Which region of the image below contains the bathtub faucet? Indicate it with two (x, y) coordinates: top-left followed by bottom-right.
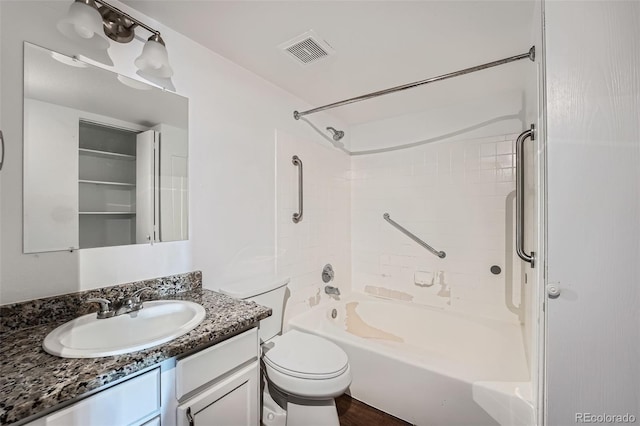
(325, 285), (340, 296)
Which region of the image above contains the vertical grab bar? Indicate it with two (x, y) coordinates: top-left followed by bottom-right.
(0, 130), (4, 171)
(516, 124), (535, 268)
(292, 155), (303, 223)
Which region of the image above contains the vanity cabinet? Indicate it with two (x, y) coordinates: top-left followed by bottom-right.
(23, 328), (259, 426)
(23, 368), (161, 426)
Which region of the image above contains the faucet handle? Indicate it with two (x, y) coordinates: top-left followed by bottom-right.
(85, 298), (113, 318)
(131, 287), (154, 302)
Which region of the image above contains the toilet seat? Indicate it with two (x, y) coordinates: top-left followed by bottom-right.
(263, 330), (349, 380)
(264, 362), (352, 400)
(262, 330), (351, 399)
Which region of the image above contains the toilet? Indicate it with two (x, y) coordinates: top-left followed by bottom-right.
(219, 277), (351, 426)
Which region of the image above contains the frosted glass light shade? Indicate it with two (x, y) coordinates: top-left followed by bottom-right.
(134, 39), (173, 78)
(57, 1), (109, 51)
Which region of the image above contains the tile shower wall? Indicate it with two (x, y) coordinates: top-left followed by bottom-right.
(276, 131), (351, 326)
(351, 133), (523, 323)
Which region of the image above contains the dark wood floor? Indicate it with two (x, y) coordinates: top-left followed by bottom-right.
(336, 394), (411, 426)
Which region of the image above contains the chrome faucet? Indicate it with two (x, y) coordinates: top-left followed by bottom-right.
(324, 285), (340, 296)
(86, 287), (154, 319)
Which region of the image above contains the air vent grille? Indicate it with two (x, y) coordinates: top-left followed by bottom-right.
(279, 30), (335, 66)
(286, 38), (328, 64)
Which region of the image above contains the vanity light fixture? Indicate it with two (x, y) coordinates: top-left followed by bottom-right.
(57, 0), (174, 87)
(57, 0), (110, 51)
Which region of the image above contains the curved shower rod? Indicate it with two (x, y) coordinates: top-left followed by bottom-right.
(293, 46), (535, 120)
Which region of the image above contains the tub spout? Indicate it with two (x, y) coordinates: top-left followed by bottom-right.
(325, 285), (340, 296)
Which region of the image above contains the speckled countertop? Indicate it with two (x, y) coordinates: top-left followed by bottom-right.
(0, 286), (271, 425)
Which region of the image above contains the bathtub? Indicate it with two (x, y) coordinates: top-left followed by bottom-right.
(288, 294), (534, 426)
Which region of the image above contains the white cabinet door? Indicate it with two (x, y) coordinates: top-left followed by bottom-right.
(177, 361), (259, 426)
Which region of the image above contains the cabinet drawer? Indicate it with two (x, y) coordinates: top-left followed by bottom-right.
(176, 328), (258, 400)
(45, 368), (160, 426)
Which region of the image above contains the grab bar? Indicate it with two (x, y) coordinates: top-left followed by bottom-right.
(383, 213), (446, 258)
(292, 155), (303, 223)
(516, 125), (535, 268)
(0, 130), (4, 171)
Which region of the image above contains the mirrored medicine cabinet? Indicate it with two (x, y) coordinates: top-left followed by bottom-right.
(23, 42), (189, 253)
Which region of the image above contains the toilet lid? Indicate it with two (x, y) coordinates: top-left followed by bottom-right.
(263, 330), (349, 380)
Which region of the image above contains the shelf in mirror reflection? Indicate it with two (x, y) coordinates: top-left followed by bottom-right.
(79, 212), (136, 215)
(79, 148), (136, 160)
(79, 179), (136, 187)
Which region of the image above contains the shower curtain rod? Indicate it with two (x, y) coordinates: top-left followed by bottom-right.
(293, 46), (535, 120)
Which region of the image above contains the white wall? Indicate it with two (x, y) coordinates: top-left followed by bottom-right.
(275, 131), (351, 326)
(544, 1), (640, 424)
(0, 0), (346, 304)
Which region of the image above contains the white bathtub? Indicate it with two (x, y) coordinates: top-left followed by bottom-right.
(288, 294), (534, 426)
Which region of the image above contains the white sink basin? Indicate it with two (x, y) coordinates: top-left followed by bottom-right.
(43, 300), (206, 358)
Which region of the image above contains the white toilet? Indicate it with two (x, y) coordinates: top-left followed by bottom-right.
(219, 277), (351, 426)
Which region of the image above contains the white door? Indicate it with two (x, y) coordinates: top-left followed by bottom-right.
(177, 362), (259, 426)
(544, 2), (640, 425)
(136, 130), (158, 243)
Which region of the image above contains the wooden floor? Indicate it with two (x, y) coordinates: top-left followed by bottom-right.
(336, 394), (411, 426)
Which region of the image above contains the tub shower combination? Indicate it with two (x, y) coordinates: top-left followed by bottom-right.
(288, 45), (540, 425)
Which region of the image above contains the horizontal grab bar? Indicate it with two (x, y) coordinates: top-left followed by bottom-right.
(383, 213), (446, 259)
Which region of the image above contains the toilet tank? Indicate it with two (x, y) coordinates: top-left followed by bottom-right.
(219, 277), (290, 342)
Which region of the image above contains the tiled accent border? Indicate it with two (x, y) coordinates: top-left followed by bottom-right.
(0, 271), (202, 332)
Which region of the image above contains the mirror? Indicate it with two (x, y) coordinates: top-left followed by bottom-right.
(23, 43), (188, 253)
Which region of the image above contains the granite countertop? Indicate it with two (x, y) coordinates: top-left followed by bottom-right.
(0, 288), (271, 425)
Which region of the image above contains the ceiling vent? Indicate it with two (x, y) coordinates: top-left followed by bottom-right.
(278, 30), (335, 66)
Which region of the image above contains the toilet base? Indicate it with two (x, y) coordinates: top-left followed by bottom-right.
(262, 384), (340, 426)
(286, 398), (339, 426)
(262, 387), (287, 426)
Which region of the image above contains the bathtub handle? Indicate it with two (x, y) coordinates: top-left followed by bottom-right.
(516, 125), (535, 268)
(292, 155), (303, 223)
